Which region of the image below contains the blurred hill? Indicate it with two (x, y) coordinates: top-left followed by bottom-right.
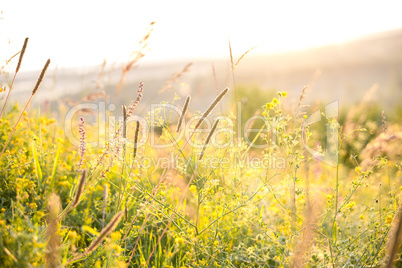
(7, 28), (402, 114)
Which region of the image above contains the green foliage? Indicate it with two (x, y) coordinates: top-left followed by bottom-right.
(0, 87), (401, 267)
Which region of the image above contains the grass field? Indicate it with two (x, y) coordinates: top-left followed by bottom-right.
(1, 38), (402, 268)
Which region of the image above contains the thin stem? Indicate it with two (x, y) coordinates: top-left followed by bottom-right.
(332, 134), (342, 243)
(0, 73), (17, 118)
(0, 95), (33, 160)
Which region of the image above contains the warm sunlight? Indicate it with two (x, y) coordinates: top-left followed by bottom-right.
(2, 1), (402, 267)
(2, 0), (402, 70)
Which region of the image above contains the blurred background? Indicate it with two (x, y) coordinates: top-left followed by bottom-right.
(1, 0), (402, 115)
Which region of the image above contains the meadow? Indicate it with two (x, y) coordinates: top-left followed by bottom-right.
(1, 38), (402, 268)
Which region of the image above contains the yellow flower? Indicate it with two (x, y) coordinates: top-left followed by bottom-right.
(68, 230), (78, 239)
(111, 231), (121, 241)
(213, 240), (219, 247)
(359, 215), (365, 220)
(386, 215), (393, 224)
(189, 185), (197, 194)
(355, 167), (362, 174)
(346, 201), (356, 209)
(112, 244), (122, 252)
(214, 261), (221, 267)
(175, 237), (185, 245)
(265, 103), (273, 110)
(272, 98), (279, 104)
(46, 118), (56, 125)
(281, 91), (287, 97)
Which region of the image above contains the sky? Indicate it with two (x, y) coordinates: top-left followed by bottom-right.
(1, 0), (402, 71)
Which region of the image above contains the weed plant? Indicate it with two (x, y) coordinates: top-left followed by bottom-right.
(0, 39), (402, 268)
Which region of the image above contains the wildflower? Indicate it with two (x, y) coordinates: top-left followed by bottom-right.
(111, 231), (121, 241)
(359, 215), (365, 220)
(76, 117), (86, 171)
(175, 237), (185, 245)
(355, 167), (362, 174)
(281, 91), (287, 97)
(386, 215), (393, 224)
(95, 260), (102, 268)
(214, 261), (221, 267)
(68, 231), (78, 239)
(112, 244), (121, 252)
(265, 103), (273, 110)
(346, 201), (356, 209)
(272, 98), (279, 104)
(189, 185), (197, 193)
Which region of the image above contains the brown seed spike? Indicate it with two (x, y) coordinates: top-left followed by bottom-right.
(122, 105), (127, 139)
(32, 59), (50, 95)
(133, 121), (140, 160)
(195, 88), (228, 130)
(16, 37), (28, 73)
(176, 96), (191, 132)
(66, 211), (124, 265)
(199, 119), (220, 161)
(71, 169), (87, 209)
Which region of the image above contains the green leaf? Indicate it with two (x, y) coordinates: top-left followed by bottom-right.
(32, 141), (42, 188)
(49, 144), (61, 193)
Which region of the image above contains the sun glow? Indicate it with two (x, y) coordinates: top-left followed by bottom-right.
(1, 0), (402, 70)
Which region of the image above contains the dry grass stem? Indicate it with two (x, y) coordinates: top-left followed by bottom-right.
(46, 193), (61, 268)
(159, 62), (192, 93)
(103, 184), (108, 228)
(133, 120), (140, 160)
(176, 96), (191, 132)
(199, 119), (220, 160)
(16, 37), (28, 73)
(70, 170), (87, 210)
(32, 59), (51, 95)
(67, 211), (124, 264)
(0, 37), (29, 118)
(116, 22), (155, 96)
(384, 202), (402, 268)
(195, 87), (228, 130)
(234, 46), (256, 69)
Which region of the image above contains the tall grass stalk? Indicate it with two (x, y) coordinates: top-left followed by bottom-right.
(146, 119), (221, 266)
(66, 211), (123, 265)
(0, 37), (28, 118)
(384, 203), (402, 268)
(0, 58), (50, 160)
(46, 193), (61, 268)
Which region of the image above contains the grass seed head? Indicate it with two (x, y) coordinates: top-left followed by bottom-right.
(32, 59), (50, 95)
